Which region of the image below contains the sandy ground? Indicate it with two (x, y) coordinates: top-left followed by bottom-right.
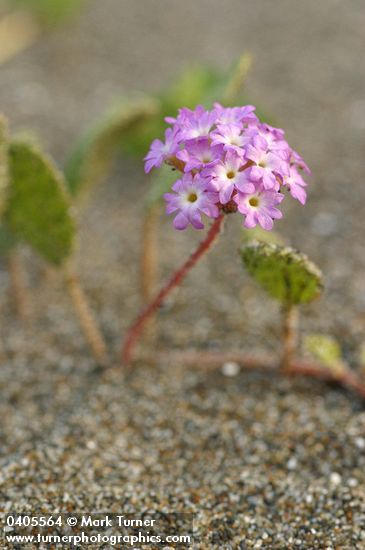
(1, 0), (365, 547)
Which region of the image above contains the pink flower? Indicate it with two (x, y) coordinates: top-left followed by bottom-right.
(177, 137), (223, 172)
(144, 128), (179, 173)
(203, 151), (255, 204)
(253, 123), (288, 152)
(211, 124), (250, 153)
(178, 105), (218, 140)
(214, 103), (257, 126)
(234, 185), (284, 230)
(283, 166), (307, 204)
(164, 173), (219, 230)
(245, 136), (289, 190)
(291, 149), (312, 175)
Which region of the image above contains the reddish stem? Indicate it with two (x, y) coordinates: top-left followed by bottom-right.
(122, 213), (225, 365)
(145, 350), (365, 400)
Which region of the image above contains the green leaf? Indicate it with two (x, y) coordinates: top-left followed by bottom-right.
(65, 95), (158, 196)
(9, 0), (86, 26)
(0, 115), (9, 219)
(6, 141), (75, 266)
(241, 242), (323, 306)
(303, 334), (342, 368)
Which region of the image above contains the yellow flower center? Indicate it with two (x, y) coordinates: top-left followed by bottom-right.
(188, 192), (198, 203)
(249, 197), (259, 207)
(226, 171), (235, 179)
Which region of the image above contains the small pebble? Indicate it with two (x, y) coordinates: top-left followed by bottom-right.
(348, 478), (358, 487)
(330, 472), (342, 485)
(287, 457), (298, 470)
(355, 437), (365, 450)
(221, 362), (240, 377)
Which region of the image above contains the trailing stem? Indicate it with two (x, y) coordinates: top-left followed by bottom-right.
(7, 250), (31, 320)
(282, 303), (299, 370)
(146, 350), (365, 400)
(64, 264), (108, 366)
(122, 212), (225, 365)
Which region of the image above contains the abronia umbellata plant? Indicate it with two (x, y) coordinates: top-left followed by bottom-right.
(122, 103), (311, 364)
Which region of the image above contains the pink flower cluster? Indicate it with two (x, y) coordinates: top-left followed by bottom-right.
(145, 104), (310, 231)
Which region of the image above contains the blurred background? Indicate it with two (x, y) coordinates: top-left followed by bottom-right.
(1, 2), (365, 545)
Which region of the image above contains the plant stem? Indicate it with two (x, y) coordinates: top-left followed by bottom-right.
(122, 212), (225, 365)
(282, 304), (299, 370)
(7, 250), (31, 321)
(65, 265), (108, 366)
(145, 349), (365, 400)
(140, 204), (160, 304)
(286, 359), (365, 399)
(139, 204), (160, 345)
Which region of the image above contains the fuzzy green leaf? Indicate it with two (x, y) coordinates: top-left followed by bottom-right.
(6, 141), (75, 266)
(65, 96), (158, 196)
(241, 242), (323, 306)
(0, 115), (9, 219)
(303, 334), (342, 368)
